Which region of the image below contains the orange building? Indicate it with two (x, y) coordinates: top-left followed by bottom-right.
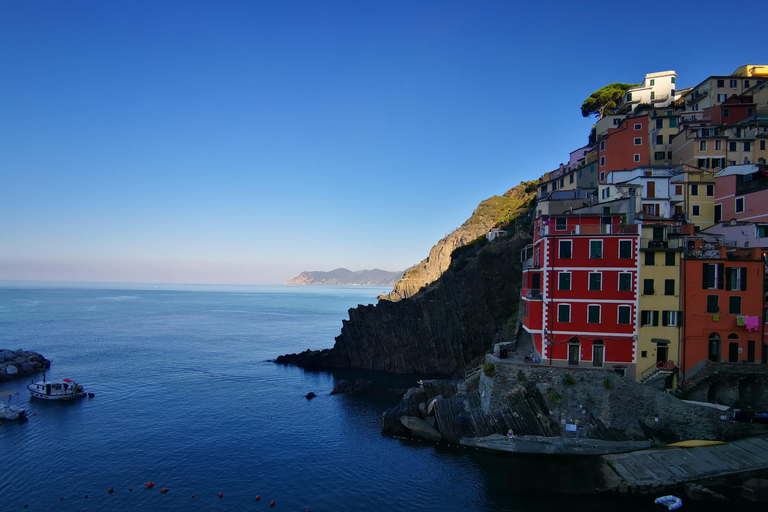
(680, 241), (766, 381)
(598, 115), (650, 184)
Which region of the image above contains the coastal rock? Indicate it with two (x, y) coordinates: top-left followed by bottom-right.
(743, 478), (768, 502)
(399, 416), (443, 442)
(0, 350), (50, 381)
(305, 392), (316, 400)
(329, 379), (372, 395)
(277, 228), (533, 376)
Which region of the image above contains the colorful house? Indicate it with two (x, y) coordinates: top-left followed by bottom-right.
(521, 214), (640, 377)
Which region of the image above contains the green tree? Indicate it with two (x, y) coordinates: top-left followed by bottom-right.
(581, 83), (636, 120)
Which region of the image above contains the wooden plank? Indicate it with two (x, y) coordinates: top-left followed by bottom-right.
(685, 447), (738, 474)
(703, 444), (753, 471)
(725, 442), (768, 467)
(737, 438), (768, 459)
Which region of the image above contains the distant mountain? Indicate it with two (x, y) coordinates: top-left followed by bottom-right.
(285, 268), (404, 286)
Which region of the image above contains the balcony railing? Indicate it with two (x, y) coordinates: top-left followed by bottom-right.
(522, 259), (540, 271)
(641, 238), (683, 249)
(526, 289), (542, 299)
(577, 224), (639, 235)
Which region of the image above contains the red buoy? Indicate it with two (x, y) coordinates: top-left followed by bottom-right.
(145, 482), (155, 489)
(255, 495), (261, 501)
(160, 488), (168, 494)
(219, 492), (224, 499)
(270, 500), (276, 507)
(108, 488), (114, 494)
(191, 494), (195, 498)
(129, 488), (133, 492)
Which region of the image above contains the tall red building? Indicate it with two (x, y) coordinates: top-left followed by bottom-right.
(521, 214), (640, 377)
(598, 114), (650, 184)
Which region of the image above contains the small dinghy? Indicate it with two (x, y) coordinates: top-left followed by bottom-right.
(0, 390), (27, 420)
(654, 495), (682, 510)
(28, 377), (87, 401)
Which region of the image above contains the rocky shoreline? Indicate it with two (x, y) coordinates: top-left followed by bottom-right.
(0, 349), (50, 381)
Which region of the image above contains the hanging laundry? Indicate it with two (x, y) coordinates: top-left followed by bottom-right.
(744, 316), (760, 332)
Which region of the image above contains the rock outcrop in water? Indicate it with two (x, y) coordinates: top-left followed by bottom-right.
(0, 349), (50, 380)
(276, 228), (533, 376)
(381, 181), (537, 301)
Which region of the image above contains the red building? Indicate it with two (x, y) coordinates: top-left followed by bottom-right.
(521, 214), (640, 377)
(598, 114), (650, 184)
(680, 242), (766, 381)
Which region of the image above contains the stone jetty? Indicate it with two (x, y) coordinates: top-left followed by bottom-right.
(0, 349), (50, 380)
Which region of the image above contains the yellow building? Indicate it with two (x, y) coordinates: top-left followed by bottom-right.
(637, 223), (683, 389)
(669, 167), (717, 230)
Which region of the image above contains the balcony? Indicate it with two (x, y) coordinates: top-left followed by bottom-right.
(578, 224), (639, 235)
(680, 113), (712, 123)
(522, 258), (540, 271)
(736, 175), (768, 195)
(640, 238), (683, 250)
(526, 289), (542, 300)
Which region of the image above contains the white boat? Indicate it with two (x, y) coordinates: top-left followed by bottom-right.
(28, 378), (87, 401)
(0, 390), (27, 420)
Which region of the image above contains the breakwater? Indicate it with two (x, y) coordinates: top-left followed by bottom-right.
(0, 349), (49, 380)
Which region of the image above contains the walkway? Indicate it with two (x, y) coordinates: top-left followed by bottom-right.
(598, 435), (768, 492)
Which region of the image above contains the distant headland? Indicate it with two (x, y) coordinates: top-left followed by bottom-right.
(285, 268), (404, 286)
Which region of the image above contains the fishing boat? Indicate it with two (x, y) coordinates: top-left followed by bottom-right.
(0, 390), (27, 420)
(28, 377), (87, 401)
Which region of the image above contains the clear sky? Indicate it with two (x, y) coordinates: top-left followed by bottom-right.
(2, 1), (767, 285)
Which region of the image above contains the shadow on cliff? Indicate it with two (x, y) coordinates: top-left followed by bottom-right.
(276, 226), (533, 377)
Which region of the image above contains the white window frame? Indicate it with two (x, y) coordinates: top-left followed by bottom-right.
(588, 272), (602, 291)
(617, 305), (631, 325)
(618, 239), (632, 259)
(558, 271), (571, 291)
(618, 272), (632, 291)
(600, 140), (605, 151)
(587, 304), (601, 324)
(589, 239), (603, 259)
(558, 303), (571, 323)
(736, 196), (745, 214)
(555, 217), (567, 231)
(699, 140), (707, 151)
(600, 156), (605, 168)
(634, 123), (642, 130)
(634, 137), (642, 145)
(634, 154), (641, 162)
(559, 239), (573, 259)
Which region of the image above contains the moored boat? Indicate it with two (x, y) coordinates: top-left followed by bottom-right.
(28, 378), (86, 401)
(0, 390), (27, 420)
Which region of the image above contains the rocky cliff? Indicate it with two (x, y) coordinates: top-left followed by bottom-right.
(382, 181), (537, 300)
(285, 268), (404, 286)
(276, 226), (533, 376)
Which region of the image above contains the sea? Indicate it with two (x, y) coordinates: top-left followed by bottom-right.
(0, 283), (740, 511)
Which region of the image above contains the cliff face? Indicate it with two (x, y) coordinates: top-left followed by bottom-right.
(285, 268), (403, 286)
(384, 182), (537, 300)
(276, 229), (533, 376)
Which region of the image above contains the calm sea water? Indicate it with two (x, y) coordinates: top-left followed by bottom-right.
(0, 283), (720, 511)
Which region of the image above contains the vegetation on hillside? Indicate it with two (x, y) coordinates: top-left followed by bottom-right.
(581, 82), (637, 120)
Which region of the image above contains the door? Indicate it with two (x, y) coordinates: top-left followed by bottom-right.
(592, 343), (604, 367)
(748, 340), (756, 363)
(656, 345), (668, 366)
(530, 274), (541, 296)
(568, 343), (580, 365)
(729, 342), (739, 362)
(647, 181), (656, 198)
(708, 337), (721, 362)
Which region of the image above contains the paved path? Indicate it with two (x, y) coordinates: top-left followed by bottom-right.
(598, 435), (768, 492)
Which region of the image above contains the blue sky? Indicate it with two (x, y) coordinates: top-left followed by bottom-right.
(2, 0), (767, 285)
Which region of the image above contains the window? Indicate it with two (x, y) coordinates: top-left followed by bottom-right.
(730, 79), (737, 88)
(761, 140), (766, 151)
(590, 240), (603, 259)
(555, 217), (567, 231)
(626, 93), (633, 102)
(703, 263), (724, 289)
(634, 154), (641, 162)
(569, 173), (574, 184)
(656, 135), (664, 145)
(715, 139), (722, 151)
(644, 279), (654, 295)
(706, 184), (714, 196)
(589, 272), (602, 291)
(650, 79), (655, 86)
(664, 279), (675, 296)
(736, 197), (745, 214)
(641, 310), (659, 326)
(559, 178), (564, 188)
(699, 140), (707, 151)
(729, 141), (737, 152)
(600, 140), (605, 151)
(619, 273), (632, 291)
(587, 305), (600, 323)
(618, 306), (631, 325)
(717, 79), (724, 87)
(558, 304), (571, 322)
(669, 118), (677, 128)
(600, 156), (605, 168)
(559, 240), (572, 259)
(723, 108), (730, 118)
(634, 137), (642, 146)
(558, 272), (571, 291)
(619, 240), (632, 259)
(692, 205), (700, 216)
(707, 295), (719, 313)
(674, 185), (683, 195)
(744, 142), (751, 151)
(726, 267), (747, 291)
(718, 94), (728, 102)
(691, 184), (699, 196)
(745, 80), (751, 89)
(641, 351), (647, 358)
(634, 123), (642, 130)
(656, 119), (663, 129)
(541, 184), (547, 194)
(729, 296), (742, 314)
(645, 252), (655, 265)
(662, 311), (678, 327)
(651, 91), (656, 100)
(654, 151), (665, 160)
(671, 77), (676, 84)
